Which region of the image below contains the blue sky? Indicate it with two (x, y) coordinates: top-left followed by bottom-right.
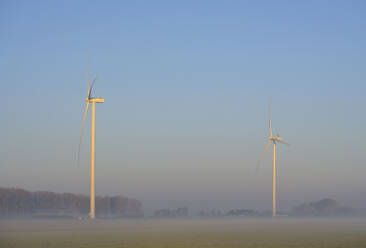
(1, 0), (366, 213)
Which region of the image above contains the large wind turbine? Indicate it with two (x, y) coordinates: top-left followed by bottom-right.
(78, 70), (104, 219)
(257, 98), (288, 217)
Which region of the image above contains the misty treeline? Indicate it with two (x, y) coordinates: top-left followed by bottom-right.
(154, 207), (188, 217)
(199, 199), (366, 217)
(0, 187), (143, 218)
(290, 198), (361, 217)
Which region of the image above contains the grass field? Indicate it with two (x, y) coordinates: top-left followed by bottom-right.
(1, 218), (366, 248)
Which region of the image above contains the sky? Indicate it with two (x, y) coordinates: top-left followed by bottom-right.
(1, 0), (366, 214)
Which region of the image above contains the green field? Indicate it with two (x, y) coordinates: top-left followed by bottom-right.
(1, 218), (366, 248)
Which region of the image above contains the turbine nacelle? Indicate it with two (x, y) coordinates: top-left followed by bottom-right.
(86, 97), (104, 103)
(271, 135), (282, 142)
(270, 135), (288, 145)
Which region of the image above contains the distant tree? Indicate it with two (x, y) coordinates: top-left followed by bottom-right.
(154, 209), (171, 217)
(176, 207), (188, 217)
(198, 209), (223, 217)
(96, 196), (111, 216)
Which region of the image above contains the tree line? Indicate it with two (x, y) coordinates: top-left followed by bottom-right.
(199, 198), (362, 217)
(0, 187), (143, 218)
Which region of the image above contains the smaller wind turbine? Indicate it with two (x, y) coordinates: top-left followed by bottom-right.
(78, 67), (104, 219)
(257, 97), (288, 217)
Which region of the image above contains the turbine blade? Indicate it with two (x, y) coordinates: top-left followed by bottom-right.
(279, 140), (289, 146)
(77, 101), (90, 165)
(88, 77), (97, 99)
(268, 97), (272, 138)
(256, 139), (271, 171)
(87, 61), (90, 96)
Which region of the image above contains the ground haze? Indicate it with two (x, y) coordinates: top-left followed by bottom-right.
(1, 218), (366, 248)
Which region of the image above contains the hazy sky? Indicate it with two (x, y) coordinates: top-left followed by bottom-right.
(1, 0), (366, 214)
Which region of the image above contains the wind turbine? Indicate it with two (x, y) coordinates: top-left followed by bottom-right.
(257, 98), (288, 217)
(78, 69), (104, 219)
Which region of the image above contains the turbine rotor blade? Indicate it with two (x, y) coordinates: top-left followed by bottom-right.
(77, 101), (90, 165)
(87, 61), (90, 96)
(278, 140), (289, 145)
(88, 77), (97, 99)
(256, 139), (271, 171)
(268, 97), (272, 138)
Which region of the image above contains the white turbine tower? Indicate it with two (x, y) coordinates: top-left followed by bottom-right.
(78, 69), (104, 219)
(257, 98), (288, 217)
